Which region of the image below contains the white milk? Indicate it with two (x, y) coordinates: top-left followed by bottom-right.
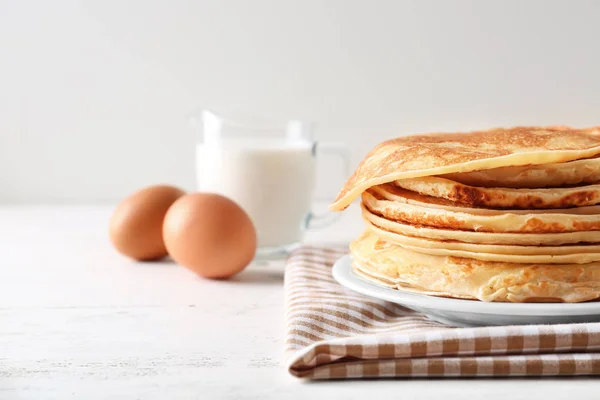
(196, 139), (316, 248)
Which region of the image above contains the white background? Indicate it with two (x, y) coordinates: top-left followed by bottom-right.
(2, 0), (600, 203)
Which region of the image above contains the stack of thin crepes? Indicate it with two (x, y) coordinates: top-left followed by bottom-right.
(330, 126), (600, 303)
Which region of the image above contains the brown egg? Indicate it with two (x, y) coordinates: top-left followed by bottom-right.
(110, 185), (186, 260)
(163, 193), (257, 279)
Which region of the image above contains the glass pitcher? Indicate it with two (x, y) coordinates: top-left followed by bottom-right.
(190, 109), (350, 259)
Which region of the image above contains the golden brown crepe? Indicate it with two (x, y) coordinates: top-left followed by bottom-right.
(351, 231), (600, 303)
(331, 126), (600, 211)
(363, 187), (600, 233)
(369, 183), (600, 215)
(365, 219), (600, 256)
(394, 176), (600, 209)
(365, 221), (600, 264)
(362, 203), (600, 246)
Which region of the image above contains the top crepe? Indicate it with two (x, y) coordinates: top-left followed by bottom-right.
(330, 126), (600, 211)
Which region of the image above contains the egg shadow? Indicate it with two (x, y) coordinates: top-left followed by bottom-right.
(131, 255), (285, 284)
(134, 255), (177, 267)
(228, 264), (285, 285)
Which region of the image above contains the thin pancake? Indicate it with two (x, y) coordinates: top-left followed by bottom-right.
(365, 222), (600, 264)
(371, 183), (600, 215)
(442, 156), (600, 188)
(331, 126), (600, 211)
(361, 202), (600, 245)
(394, 176), (600, 209)
(351, 231), (600, 303)
(365, 219), (600, 255)
(363, 189), (600, 233)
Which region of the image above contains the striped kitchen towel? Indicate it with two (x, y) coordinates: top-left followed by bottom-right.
(284, 246), (600, 379)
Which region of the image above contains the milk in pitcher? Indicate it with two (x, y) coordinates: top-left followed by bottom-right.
(196, 138), (316, 250)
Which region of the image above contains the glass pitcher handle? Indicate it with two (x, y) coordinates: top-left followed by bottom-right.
(307, 142), (351, 230)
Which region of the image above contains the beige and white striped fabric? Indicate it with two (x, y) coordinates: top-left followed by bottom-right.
(284, 246), (600, 379)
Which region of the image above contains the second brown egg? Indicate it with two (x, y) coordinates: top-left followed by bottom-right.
(163, 193), (257, 279)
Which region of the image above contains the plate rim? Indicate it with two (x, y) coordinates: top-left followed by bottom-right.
(332, 254), (600, 316)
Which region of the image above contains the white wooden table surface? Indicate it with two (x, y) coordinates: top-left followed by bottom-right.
(1, 205), (598, 399)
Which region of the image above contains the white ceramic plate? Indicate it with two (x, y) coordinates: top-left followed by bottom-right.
(332, 255), (600, 327)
